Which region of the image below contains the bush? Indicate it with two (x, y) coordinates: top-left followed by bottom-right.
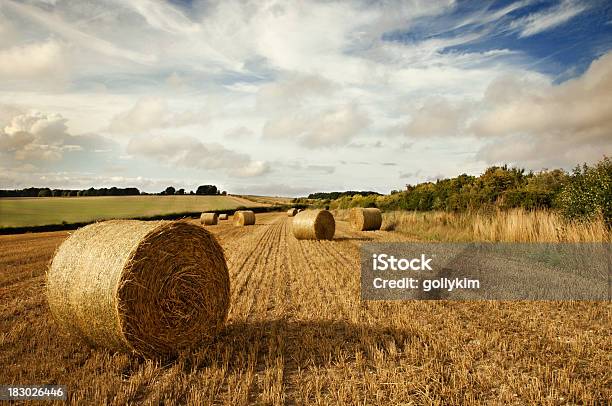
(558, 156), (611, 226)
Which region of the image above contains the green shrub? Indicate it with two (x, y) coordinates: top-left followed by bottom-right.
(558, 156), (611, 226)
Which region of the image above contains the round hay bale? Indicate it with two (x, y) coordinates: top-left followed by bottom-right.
(47, 220), (230, 358)
(234, 210), (255, 226)
(349, 208), (382, 231)
(219, 213), (228, 220)
(200, 212), (219, 225)
(287, 208), (298, 217)
(292, 209), (335, 240)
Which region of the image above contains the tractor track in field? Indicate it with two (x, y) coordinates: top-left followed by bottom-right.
(224, 217), (286, 321)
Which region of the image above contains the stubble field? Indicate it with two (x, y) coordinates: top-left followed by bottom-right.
(0, 212), (609, 405)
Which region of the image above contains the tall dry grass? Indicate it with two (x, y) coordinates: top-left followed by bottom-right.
(378, 209), (609, 242)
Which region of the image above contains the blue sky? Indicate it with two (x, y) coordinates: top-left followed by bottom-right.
(0, 0), (610, 195)
(441, 1), (612, 79)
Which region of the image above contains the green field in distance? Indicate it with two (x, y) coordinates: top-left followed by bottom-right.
(0, 195), (264, 228)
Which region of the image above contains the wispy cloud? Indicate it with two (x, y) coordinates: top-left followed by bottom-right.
(512, 0), (588, 38)
(3, 0), (156, 64)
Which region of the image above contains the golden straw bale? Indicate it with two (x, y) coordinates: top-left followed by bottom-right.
(292, 209), (335, 240)
(47, 220), (230, 358)
(218, 214), (228, 220)
(287, 208), (298, 217)
(349, 208), (382, 231)
(233, 210), (255, 226)
(200, 212), (219, 225)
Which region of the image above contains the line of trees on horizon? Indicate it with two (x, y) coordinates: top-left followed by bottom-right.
(0, 184), (226, 198)
(307, 191), (381, 200)
(295, 157), (611, 225)
(160, 185), (226, 196)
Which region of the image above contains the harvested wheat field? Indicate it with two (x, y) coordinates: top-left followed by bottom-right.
(0, 212), (609, 405)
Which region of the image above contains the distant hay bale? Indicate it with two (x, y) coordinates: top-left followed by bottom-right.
(297, 209), (304, 213)
(200, 212), (219, 225)
(292, 209), (335, 240)
(287, 208), (298, 217)
(46, 220), (230, 358)
(234, 210), (255, 226)
(349, 208), (382, 231)
(219, 214), (228, 220)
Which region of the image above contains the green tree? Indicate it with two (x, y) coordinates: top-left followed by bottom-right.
(558, 156), (611, 226)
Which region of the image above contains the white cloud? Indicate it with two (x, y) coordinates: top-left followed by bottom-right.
(108, 97), (208, 134)
(263, 104), (370, 148)
(0, 39), (65, 79)
(126, 134), (271, 177)
(256, 74), (337, 112)
(108, 97), (167, 134)
(471, 51), (612, 168)
(1, 110), (116, 163)
(229, 161), (270, 177)
(230, 182), (317, 197)
(114, 0), (199, 35)
(512, 0), (588, 38)
(401, 97), (472, 137)
(3, 0), (156, 64)
(306, 164), (335, 174)
(224, 126), (254, 139)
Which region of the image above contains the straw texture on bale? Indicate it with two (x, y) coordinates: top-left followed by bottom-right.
(349, 208), (382, 231)
(200, 212), (219, 225)
(219, 214), (228, 220)
(47, 220), (230, 358)
(292, 209), (335, 240)
(233, 210), (255, 226)
(287, 208), (298, 217)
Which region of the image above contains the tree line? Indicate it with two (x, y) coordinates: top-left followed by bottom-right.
(307, 191), (381, 200)
(0, 184), (226, 197)
(299, 156), (611, 225)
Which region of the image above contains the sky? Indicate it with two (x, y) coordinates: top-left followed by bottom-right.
(0, 0), (610, 196)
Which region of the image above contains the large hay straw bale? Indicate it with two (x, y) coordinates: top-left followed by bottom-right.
(219, 214), (228, 220)
(287, 208), (298, 217)
(47, 220), (230, 358)
(292, 209), (335, 240)
(200, 212), (219, 225)
(234, 210), (255, 226)
(349, 208), (382, 231)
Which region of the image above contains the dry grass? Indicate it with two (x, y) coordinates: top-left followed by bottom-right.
(380, 208), (610, 242)
(237, 195), (293, 205)
(0, 212), (610, 404)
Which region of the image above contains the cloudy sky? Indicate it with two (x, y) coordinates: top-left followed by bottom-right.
(0, 0), (610, 195)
